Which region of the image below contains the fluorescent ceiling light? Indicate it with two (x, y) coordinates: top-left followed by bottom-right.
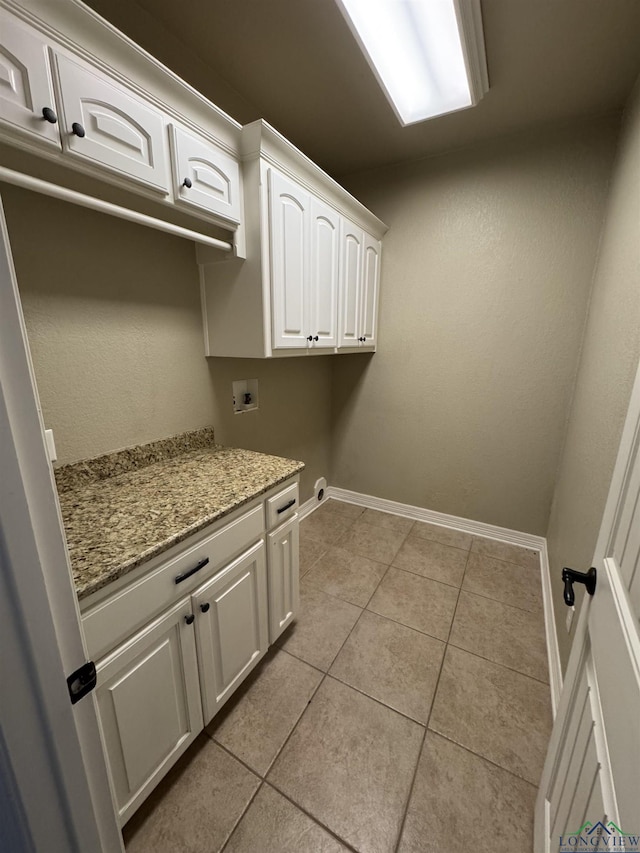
(336, 0), (488, 126)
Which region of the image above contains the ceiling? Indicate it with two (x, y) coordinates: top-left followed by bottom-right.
(84, 0), (640, 178)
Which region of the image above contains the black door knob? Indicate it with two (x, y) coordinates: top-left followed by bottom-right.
(562, 566), (597, 607)
(183, 177), (193, 188)
(42, 107), (58, 123)
(71, 122), (85, 138)
(200, 602), (210, 613)
(184, 613), (195, 625)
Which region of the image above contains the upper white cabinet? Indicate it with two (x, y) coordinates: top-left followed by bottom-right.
(200, 120), (386, 358)
(53, 52), (169, 193)
(0, 10), (60, 147)
(338, 220), (381, 348)
(269, 168), (310, 349)
(170, 124), (241, 223)
(310, 197), (339, 349)
(0, 3), (245, 245)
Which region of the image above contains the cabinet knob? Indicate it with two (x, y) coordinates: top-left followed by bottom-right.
(182, 177), (193, 189)
(71, 122), (86, 138)
(200, 603), (210, 613)
(307, 335), (313, 342)
(184, 614), (195, 625)
(313, 335), (319, 342)
(42, 107), (58, 124)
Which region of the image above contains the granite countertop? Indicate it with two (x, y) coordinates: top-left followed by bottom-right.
(55, 428), (304, 600)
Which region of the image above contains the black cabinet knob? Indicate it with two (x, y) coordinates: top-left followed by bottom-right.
(42, 107), (58, 124)
(313, 335), (319, 342)
(183, 177), (193, 188)
(200, 603), (210, 613)
(184, 613), (195, 625)
(71, 122), (85, 138)
(307, 335), (313, 342)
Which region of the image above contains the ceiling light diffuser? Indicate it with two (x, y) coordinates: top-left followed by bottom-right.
(335, 0), (488, 126)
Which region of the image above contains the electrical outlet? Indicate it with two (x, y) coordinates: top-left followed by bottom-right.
(565, 605), (575, 633)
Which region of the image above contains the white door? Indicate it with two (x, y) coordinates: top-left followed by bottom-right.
(53, 52), (169, 193)
(535, 366), (640, 850)
(309, 197), (339, 348)
(170, 124), (241, 223)
(360, 233), (381, 348)
(269, 168), (310, 349)
(0, 10), (60, 147)
(267, 514), (300, 643)
(94, 598), (203, 825)
(338, 218), (363, 348)
(193, 540), (269, 724)
(1, 193), (123, 851)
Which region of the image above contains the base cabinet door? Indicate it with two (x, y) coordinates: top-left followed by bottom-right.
(267, 515), (300, 643)
(94, 598), (203, 825)
(194, 540), (269, 724)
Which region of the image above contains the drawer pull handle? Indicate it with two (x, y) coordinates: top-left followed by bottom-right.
(175, 556), (209, 584)
(277, 499), (296, 514)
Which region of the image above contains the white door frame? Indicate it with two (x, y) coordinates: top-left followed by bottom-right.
(0, 190), (123, 852)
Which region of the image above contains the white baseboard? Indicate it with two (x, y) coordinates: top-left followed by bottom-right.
(313, 485), (563, 716)
(297, 493), (319, 521)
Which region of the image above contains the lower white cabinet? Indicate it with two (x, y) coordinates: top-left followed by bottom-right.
(87, 478), (300, 827)
(94, 597), (203, 825)
(194, 540), (268, 724)
(267, 515), (300, 643)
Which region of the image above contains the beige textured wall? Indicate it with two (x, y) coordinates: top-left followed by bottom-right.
(2, 186), (331, 502)
(546, 79), (640, 670)
(333, 120), (619, 535)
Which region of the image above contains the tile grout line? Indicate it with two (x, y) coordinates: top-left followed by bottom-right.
(445, 640), (550, 686)
(392, 545), (473, 853)
(218, 778), (265, 853)
(426, 731), (540, 790)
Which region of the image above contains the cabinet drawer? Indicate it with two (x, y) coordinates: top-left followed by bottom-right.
(82, 504), (264, 660)
(53, 52), (169, 193)
(170, 124), (241, 223)
(265, 481), (299, 529)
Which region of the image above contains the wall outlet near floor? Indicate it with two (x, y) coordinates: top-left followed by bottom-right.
(565, 604), (576, 633)
(232, 379), (259, 414)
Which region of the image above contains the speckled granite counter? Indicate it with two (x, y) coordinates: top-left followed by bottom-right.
(55, 428), (304, 600)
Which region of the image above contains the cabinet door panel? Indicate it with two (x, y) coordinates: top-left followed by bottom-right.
(54, 52), (169, 193)
(171, 124), (241, 223)
(361, 233), (380, 347)
(0, 12), (59, 147)
(95, 598), (202, 824)
(338, 219), (363, 347)
(310, 198), (339, 348)
(267, 515), (300, 643)
(269, 168), (309, 348)
(194, 540), (268, 723)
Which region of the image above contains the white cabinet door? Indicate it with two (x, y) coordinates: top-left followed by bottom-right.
(0, 11), (60, 147)
(94, 597), (202, 825)
(170, 124), (241, 223)
(338, 218), (363, 348)
(267, 515), (300, 643)
(269, 168), (310, 349)
(309, 197), (339, 349)
(360, 233), (381, 348)
(53, 52), (169, 193)
(194, 540), (268, 724)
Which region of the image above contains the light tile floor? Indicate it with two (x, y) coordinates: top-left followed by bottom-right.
(123, 499), (552, 853)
